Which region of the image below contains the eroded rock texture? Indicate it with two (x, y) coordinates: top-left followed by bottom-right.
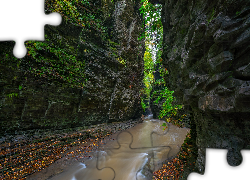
(78, 0), (144, 125)
(0, 0), (144, 136)
(152, 0), (250, 172)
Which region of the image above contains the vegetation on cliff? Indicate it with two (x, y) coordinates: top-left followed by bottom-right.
(140, 0), (186, 126)
(139, 1), (199, 179)
(1, 0), (144, 133)
(25, 0), (114, 89)
(0, 0), (200, 179)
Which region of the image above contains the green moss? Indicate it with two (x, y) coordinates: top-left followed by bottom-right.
(207, 8), (216, 25)
(180, 29), (186, 35)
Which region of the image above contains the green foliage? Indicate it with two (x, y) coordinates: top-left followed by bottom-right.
(143, 44), (154, 96)
(139, 0), (185, 125)
(23, 0), (114, 89)
(25, 40), (85, 88)
(207, 8), (216, 25)
(141, 98), (147, 112)
(161, 122), (167, 130)
(139, 0), (186, 125)
(140, 42), (154, 111)
(140, 0), (163, 111)
(180, 29), (186, 35)
(107, 39), (126, 66)
(151, 65), (185, 126)
(47, 0), (107, 33)
(139, 0), (163, 43)
(152, 87), (183, 119)
(7, 93), (19, 99)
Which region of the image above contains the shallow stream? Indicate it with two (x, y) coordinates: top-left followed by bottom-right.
(49, 117), (189, 180)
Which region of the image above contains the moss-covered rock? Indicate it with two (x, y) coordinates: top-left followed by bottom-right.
(0, 0), (144, 136)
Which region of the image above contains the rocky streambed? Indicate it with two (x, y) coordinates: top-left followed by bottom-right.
(1, 116), (189, 180)
(0, 119), (142, 180)
(30, 116), (189, 180)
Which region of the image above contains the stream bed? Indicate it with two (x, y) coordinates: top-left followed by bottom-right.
(44, 117), (189, 180)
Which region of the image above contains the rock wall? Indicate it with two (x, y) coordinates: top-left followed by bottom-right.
(151, 0), (250, 173)
(78, 0), (145, 125)
(0, 0), (144, 136)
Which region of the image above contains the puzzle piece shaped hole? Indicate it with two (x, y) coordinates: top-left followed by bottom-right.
(0, 0), (61, 58)
(188, 148), (250, 180)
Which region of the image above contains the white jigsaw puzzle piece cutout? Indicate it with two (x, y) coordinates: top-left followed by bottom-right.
(188, 148), (250, 180)
(0, 0), (61, 58)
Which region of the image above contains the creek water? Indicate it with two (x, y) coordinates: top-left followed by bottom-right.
(49, 117), (189, 180)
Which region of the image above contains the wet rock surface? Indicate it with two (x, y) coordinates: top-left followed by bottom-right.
(151, 0), (250, 174)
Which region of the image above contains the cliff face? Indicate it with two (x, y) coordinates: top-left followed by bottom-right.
(78, 0), (144, 125)
(151, 0), (250, 172)
(0, 0), (144, 136)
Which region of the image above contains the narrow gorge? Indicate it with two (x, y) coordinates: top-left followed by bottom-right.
(0, 0), (250, 179)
